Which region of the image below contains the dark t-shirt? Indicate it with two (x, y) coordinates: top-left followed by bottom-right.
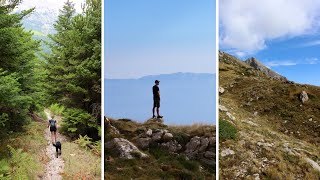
(153, 85), (160, 99)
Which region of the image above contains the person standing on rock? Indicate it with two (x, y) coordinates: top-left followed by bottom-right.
(48, 116), (57, 145)
(152, 80), (163, 118)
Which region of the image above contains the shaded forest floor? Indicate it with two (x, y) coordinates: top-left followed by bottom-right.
(0, 110), (100, 179)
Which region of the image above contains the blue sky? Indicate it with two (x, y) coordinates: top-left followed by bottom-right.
(220, 0), (320, 86)
(105, 0), (216, 79)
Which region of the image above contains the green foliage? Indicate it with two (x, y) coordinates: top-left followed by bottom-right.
(74, 134), (92, 150)
(45, 0), (101, 141)
(0, 145), (40, 179)
(219, 120), (237, 140)
(0, 0), (48, 132)
(61, 108), (99, 139)
(49, 103), (65, 116)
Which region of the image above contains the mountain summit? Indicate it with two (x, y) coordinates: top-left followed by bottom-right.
(245, 57), (287, 81)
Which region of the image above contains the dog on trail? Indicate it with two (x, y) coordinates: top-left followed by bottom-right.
(53, 141), (62, 158)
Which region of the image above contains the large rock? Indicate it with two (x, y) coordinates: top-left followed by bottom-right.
(204, 151), (215, 159)
(221, 148), (235, 157)
(146, 129), (153, 136)
(106, 138), (148, 159)
(161, 140), (182, 152)
(300, 91), (309, 104)
(219, 86), (225, 94)
(185, 136), (201, 154)
(208, 136), (215, 147)
(163, 133), (173, 142)
(136, 137), (152, 149)
(152, 130), (164, 142)
(199, 137), (209, 152)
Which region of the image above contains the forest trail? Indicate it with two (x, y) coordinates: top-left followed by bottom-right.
(43, 110), (67, 180)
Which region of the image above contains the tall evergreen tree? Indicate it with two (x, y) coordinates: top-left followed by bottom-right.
(0, 0), (45, 131)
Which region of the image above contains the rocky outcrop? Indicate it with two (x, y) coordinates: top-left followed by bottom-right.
(106, 117), (120, 135)
(245, 57), (287, 81)
(106, 138), (148, 159)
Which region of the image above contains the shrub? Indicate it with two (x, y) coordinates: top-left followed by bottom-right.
(2, 145), (40, 179)
(61, 108), (99, 140)
(49, 103), (65, 116)
(219, 120), (237, 140)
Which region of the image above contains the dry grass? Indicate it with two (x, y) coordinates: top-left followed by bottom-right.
(61, 141), (101, 179)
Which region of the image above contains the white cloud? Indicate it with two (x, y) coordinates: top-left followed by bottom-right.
(264, 57), (318, 67)
(220, 0), (320, 54)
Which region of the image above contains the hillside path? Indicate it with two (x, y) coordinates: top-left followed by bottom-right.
(43, 110), (67, 180)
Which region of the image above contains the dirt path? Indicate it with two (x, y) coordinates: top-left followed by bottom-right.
(43, 110), (67, 180)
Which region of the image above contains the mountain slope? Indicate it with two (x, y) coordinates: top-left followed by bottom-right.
(219, 51), (320, 179)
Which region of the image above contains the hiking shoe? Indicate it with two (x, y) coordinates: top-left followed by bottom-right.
(152, 115), (156, 118)
(157, 115), (163, 118)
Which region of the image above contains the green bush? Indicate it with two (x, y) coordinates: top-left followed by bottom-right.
(0, 145), (40, 179)
(49, 103), (65, 116)
(61, 108), (99, 139)
(219, 120), (237, 140)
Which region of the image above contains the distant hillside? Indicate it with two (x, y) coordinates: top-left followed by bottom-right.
(219, 51), (320, 179)
(105, 73), (216, 125)
(105, 117), (215, 179)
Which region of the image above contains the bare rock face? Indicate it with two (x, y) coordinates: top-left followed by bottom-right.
(136, 137), (152, 150)
(300, 91), (309, 104)
(106, 138), (148, 159)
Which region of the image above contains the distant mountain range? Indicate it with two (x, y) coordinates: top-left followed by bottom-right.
(105, 73), (216, 125)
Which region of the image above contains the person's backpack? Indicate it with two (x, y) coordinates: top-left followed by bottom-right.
(50, 120), (56, 128)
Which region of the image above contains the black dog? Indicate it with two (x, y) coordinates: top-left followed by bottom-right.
(53, 141), (62, 158)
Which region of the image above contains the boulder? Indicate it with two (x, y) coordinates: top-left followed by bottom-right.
(161, 140), (182, 152)
(208, 136), (215, 147)
(185, 136), (201, 154)
(152, 130), (164, 142)
(136, 137), (152, 149)
(163, 133), (173, 142)
(105, 138), (148, 159)
(146, 129), (153, 136)
(199, 137), (209, 152)
(204, 151), (215, 159)
(219, 86), (225, 94)
(300, 91), (309, 104)
(221, 148), (235, 157)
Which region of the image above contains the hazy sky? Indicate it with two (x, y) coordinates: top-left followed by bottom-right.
(105, 0), (216, 79)
(17, 0), (85, 13)
(220, 0), (320, 86)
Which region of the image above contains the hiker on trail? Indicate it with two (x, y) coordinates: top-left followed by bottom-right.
(152, 80), (163, 118)
(48, 116), (57, 145)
